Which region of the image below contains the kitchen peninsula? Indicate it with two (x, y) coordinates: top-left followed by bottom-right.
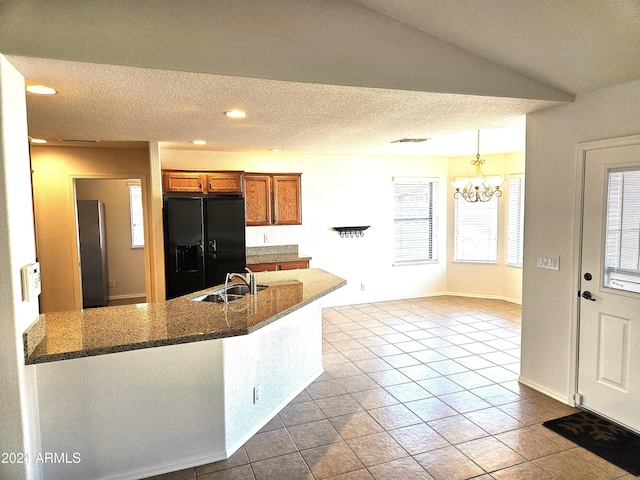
(23, 269), (345, 480)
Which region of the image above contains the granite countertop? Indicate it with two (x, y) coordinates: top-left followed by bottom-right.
(245, 244), (311, 266)
(24, 269), (345, 365)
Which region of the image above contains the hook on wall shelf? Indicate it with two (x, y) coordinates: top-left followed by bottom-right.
(333, 226), (370, 238)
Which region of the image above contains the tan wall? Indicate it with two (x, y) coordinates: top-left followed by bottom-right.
(31, 145), (151, 312)
(75, 179), (146, 299)
(446, 152), (525, 303)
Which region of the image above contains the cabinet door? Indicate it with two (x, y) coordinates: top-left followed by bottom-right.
(273, 175), (302, 225)
(163, 171), (205, 193)
(245, 175), (273, 226)
(206, 172), (244, 195)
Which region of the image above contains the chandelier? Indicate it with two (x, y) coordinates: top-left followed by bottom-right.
(452, 130), (505, 203)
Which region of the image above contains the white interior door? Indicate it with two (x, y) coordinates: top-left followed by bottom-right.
(578, 143), (640, 433)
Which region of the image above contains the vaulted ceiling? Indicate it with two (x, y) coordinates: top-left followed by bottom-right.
(2, 0), (639, 156)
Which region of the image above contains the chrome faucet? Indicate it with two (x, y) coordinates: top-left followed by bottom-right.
(225, 267), (258, 294)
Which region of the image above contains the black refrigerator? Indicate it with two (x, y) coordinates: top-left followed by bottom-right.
(163, 195), (246, 299)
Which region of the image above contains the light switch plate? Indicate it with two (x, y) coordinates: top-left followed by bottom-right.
(537, 255), (560, 271)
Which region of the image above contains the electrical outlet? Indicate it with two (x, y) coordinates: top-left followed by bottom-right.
(253, 385), (260, 404)
(263, 234), (269, 244)
(108, 280), (115, 288)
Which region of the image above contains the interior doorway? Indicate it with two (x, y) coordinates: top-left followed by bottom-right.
(577, 138), (640, 433)
(74, 177), (147, 308)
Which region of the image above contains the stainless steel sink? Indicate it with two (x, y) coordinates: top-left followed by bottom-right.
(189, 284), (268, 303)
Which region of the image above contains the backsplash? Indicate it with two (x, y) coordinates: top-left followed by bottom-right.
(246, 245), (298, 256)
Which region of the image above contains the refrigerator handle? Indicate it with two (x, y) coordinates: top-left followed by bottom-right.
(209, 239), (217, 259)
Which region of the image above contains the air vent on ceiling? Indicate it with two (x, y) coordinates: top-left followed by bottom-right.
(58, 139), (100, 143)
(390, 138), (430, 143)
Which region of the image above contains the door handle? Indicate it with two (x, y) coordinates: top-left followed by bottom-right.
(582, 291), (596, 301)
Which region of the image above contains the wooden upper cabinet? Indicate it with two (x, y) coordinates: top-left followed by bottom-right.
(245, 173), (302, 226)
(273, 175), (302, 225)
(162, 171), (205, 193)
(206, 171), (244, 195)
(162, 170), (243, 195)
(245, 175), (272, 226)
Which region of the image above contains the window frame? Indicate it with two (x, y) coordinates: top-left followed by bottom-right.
(453, 177), (499, 264)
(128, 180), (144, 249)
(507, 174), (525, 268)
(393, 177), (439, 266)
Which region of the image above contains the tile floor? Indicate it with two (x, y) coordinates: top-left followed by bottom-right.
(146, 296), (638, 480)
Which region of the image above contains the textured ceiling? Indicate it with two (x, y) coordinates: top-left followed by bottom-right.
(2, 0), (639, 156)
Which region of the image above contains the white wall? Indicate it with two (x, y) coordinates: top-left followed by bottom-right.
(522, 78), (640, 402)
(0, 55), (43, 480)
(161, 148), (523, 306)
(446, 152), (525, 303)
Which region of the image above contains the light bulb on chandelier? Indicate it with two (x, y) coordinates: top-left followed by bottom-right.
(452, 130), (505, 203)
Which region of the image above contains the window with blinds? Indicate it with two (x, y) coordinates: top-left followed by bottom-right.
(507, 175), (525, 267)
(604, 168), (640, 293)
(393, 178), (438, 265)
(454, 193), (498, 263)
(128, 182), (144, 248)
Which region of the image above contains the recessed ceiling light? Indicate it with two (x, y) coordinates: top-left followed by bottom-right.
(269, 148), (282, 152)
(29, 138), (47, 144)
(192, 140), (207, 145)
(224, 110), (247, 118)
(26, 85), (58, 95)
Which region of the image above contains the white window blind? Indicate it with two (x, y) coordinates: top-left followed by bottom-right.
(454, 193), (498, 263)
(507, 175), (525, 266)
(128, 182), (144, 248)
(604, 169), (640, 292)
(393, 178), (438, 265)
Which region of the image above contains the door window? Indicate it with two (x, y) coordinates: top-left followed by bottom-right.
(604, 168), (640, 293)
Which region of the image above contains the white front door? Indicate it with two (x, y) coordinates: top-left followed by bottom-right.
(578, 143), (640, 433)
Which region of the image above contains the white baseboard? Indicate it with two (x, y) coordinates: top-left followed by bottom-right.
(329, 291), (521, 308)
(518, 376), (573, 406)
(108, 293), (146, 301)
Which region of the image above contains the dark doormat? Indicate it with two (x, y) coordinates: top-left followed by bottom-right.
(543, 410), (640, 476)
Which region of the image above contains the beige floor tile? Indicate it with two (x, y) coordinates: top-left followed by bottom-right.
(257, 415), (284, 434)
(469, 384), (521, 406)
(306, 379), (348, 399)
(428, 414), (488, 444)
(287, 419), (342, 450)
(438, 390), (492, 414)
(497, 399), (559, 426)
(532, 450), (615, 480)
(405, 397), (458, 422)
(341, 348), (378, 362)
(496, 426), (567, 460)
(336, 374), (381, 394)
(325, 469), (373, 479)
(278, 400), (326, 426)
(250, 452), (313, 480)
(382, 353), (422, 368)
(417, 376), (465, 396)
(464, 406), (524, 435)
(196, 448), (249, 475)
(243, 428), (297, 462)
(351, 388), (400, 410)
(368, 403), (422, 430)
(457, 436), (526, 472)
(384, 382), (432, 403)
(197, 464), (255, 480)
(387, 422), (450, 455)
(315, 394), (364, 418)
(346, 431), (408, 467)
(414, 445), (485, 480)
(367, 456), (434, 479)
(446, 371), (494, 389)
(328, 411), (385, 439)
(397, 364), (440, 381)
(300, 441), (364, 479)
(491, 461), (555, 480)
(325, 362), (366, 379)
(426, 359), (469, 376)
